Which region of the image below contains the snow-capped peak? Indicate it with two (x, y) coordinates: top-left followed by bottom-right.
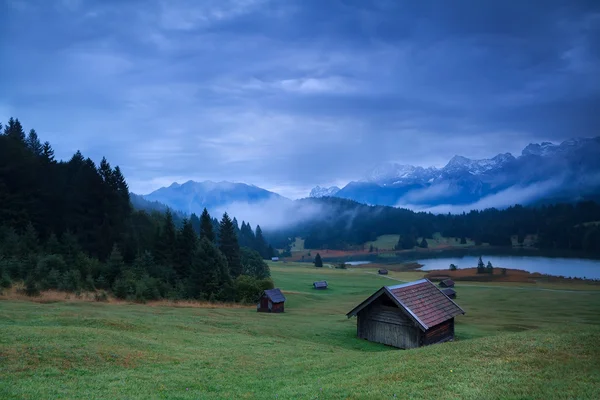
(443, 153), (515, 175)
(309, 185), (341, 198)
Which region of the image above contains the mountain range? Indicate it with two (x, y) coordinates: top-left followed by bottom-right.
(140, 180), (287, 215)
(310, 137), (600, 208)
(134, 137), (600, 216)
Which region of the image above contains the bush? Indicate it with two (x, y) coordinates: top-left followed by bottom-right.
(41, 268), (61, 290)
(0, 271), (11, 289)
(234, 275), (261, 304)
(24, 275), (40, 297)
(36, 254), (67, 277)
(59, 269), (82, 292)
(449, 264), (458, 271)
(113, 277), (134, 300)
(94, 291), (108, 302)
(335, 263), (347, 269)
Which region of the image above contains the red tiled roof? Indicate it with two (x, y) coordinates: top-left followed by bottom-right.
(389, 280), (464, 329)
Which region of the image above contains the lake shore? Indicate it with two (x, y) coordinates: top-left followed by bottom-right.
(424, 267), (600, 284)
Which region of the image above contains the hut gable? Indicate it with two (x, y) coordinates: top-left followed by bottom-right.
(346, 279), (465, 349)
(439, 279), (455, 288)
(313, 281), (328, 289)
(441, 288), (456, 298)
(257, 288), (286, 313)
(264, 288), (285, 303)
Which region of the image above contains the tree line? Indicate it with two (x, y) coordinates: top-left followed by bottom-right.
(0, 118), (273, 302)
(266, 197), (600, 253)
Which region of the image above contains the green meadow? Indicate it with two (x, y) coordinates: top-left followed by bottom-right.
(1, 262), (600, 399)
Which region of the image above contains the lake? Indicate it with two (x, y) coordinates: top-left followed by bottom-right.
(417, 255), (600, 280)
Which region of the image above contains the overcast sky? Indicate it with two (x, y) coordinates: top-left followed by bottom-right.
(2, 0), (599, 198)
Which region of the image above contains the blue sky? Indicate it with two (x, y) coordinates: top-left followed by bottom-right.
(2, 0), (599, 198)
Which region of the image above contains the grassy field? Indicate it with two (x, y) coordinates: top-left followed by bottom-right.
(366, 233), (477, 251)
(2, 262), (600, 399)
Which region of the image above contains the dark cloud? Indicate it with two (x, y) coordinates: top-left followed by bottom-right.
(1, 0), (599, 198)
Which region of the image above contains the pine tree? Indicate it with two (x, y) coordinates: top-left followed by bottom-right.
(107, 244), (125, 284)
(419, 238), (428, 248)
(200, 208), (215, 243)
(41, 142), (55, 162)
(219, 212), (242, 278)
(477, 256), (485, 274)
(26, 129), (43, 156)
(4, 117), (25, 142)
(314, 253), (323, 268)
(190, 213), (201, 235)
(175, 218), (197, 279)
(486, 261), (494, 274)
(155, 211), (177, 268)
(188, 238), (231, 300)
(254, 225), (269, 259)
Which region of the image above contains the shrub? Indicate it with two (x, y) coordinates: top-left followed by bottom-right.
(24, 275), (40, 297)
(113, 277), (134, 300)
(234, 275), (262, 304)
(59, 269), (82, 292)
(449, 264), (458, 271)
(94, 291), (108, 302)
(0, 271), (11, 289)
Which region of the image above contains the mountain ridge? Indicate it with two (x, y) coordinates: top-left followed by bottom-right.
(311, 136), (600, 207)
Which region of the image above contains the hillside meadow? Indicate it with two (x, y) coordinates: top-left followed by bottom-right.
(1, 262), (600, 399)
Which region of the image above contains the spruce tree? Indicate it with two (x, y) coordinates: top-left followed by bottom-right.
(254, 225), (269, 259)
(486, 261), (494, 274)
(419, 238), (428, 248)
(190, 213), (201, 235)
(200, 208), (215, 243)
(314, 253), (323, 268)
(175, 218), (197, 279)
(41, 142), (55, 162)
(107, 244), (125, 284)
(219, 212), (242, 278)
(189, 238), (231, 300)
(477, 256), (485, 274)
(26, 129), (43, 156)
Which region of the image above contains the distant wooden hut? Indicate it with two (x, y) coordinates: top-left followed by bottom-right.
(441, 288), (457, 299)
(378, 269), (388, 275)
(439, 279), (455, 288)
(313, 281), (328, 290)
(257, 288), (286, 313)
(346, 279), (465, 349)
(271, 257), (279, 262)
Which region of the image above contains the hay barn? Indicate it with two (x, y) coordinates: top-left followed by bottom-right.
(257, 288), (286, 313)
(378, 269), (388, 275)
(313, 281), (328, 290)
(346, 279), (465, 349)
(439, 279), (455, 288)
(441, 288), (457, 299)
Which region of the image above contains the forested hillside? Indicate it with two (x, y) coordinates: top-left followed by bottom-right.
(0, 118), (273, 302)
(266, 197), (600, 253)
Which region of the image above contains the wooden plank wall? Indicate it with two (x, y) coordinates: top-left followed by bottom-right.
(357, 301), (420, 349)
(422, 319), (454, 345)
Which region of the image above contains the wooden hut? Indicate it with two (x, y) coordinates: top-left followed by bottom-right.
(439, 279), (455, 288)
(346, 279), (465, 349)
(313, 281), (328, 290)
(378, 269), (388, 275)
(257, 288), (286, 313)
(441, 288), (457, 299)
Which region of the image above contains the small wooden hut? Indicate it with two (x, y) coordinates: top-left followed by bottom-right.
(313, 281), (328, 290)
(439, 279), (455, 288)
(378, 269), (388, 275)
(441, 288), (457, 299)
(257, 288), (286, 313)
(346, 279), (465, 349)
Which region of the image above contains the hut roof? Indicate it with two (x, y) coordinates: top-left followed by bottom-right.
(439, 279), (455, 287)
(441, 288), (456, 297)
(346, 279), (465, 331)
(313, 281), (328, 288)
(263, 288), (286, 303)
